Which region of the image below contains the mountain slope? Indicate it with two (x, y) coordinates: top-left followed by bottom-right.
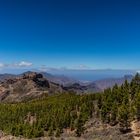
(0, 74), (17, 81)
(0, 73), (139, 139)
(63, 83), (101, 94)
(93, 75), (133, 90)
(0, 72), (64, 102)
(41, 72), (78, 85)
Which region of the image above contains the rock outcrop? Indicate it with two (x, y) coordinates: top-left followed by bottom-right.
(0, 72), (63, 102)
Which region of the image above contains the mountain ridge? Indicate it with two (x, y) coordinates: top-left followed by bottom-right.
(0, 72), (134, 98)
(0, 72), (64, 102)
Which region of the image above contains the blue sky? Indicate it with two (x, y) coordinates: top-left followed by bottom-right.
(0, 0), (140, 71)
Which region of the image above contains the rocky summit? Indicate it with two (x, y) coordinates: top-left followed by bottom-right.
(0, 72), (63, 102)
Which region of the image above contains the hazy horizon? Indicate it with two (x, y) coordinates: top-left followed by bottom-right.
(0, 68), (137, 81)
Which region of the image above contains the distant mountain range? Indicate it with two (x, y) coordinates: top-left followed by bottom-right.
(22, 71), (134, 91)
(45, 69), (136, 81)
(0, 69), (136, 81)
(0, 74), (17, 81)
(0, 71), (78, 85)
(0, 71), (134, 98)
(62, 74), (133, 93)
(41, 72), (79, 85)
(93, 75), (133, 91)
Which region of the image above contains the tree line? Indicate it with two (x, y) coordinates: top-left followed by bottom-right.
(0, 73), (140, 138)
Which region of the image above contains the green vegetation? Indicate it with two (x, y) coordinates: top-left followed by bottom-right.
(99, 73), (140, 133)
(0, 93), (96, 138)
(0, 73), (140, 138)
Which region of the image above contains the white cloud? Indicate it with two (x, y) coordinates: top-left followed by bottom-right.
(0, 61), (33, 69)
(137, 70), (140, 73)
(38, 66), (58, 72)
(74, 65), (91, 70)
(0, 63), (9, 68)
(17, 61), (33, 67)
(0, 63), (5, 68)
(38, 65), (92, 72)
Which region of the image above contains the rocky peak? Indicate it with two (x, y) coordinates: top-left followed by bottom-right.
(22, 72), (43, 80)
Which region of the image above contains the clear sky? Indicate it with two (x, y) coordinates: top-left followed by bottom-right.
(0, 0), (140, 70)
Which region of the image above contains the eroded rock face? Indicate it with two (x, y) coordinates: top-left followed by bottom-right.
(22, 72), (50, 88)
(0, 72), (53, 102)
(5, 79), (17, 84)
(23, 72), (43, 80)
(33, 77), (50, 88)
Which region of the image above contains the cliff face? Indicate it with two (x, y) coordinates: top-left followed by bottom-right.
(0, 72), (63, 102)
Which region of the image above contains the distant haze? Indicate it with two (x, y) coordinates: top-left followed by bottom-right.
(0, 69), (137, 82)
(47, 69), (137, 81)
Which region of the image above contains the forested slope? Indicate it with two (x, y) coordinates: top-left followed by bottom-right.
(0, 73), (140, 139)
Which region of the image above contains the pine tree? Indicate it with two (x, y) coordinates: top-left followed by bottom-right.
(75, 114), (85, 137)
(135, 92), (140, 120)
(118, 103), (131, 133)
(130, 73), (140, 99)
(110, 103), (118, 126)
(48, 126), (54, 136)
(97, 95), (102, 109)
(55, 128), (61, 137)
